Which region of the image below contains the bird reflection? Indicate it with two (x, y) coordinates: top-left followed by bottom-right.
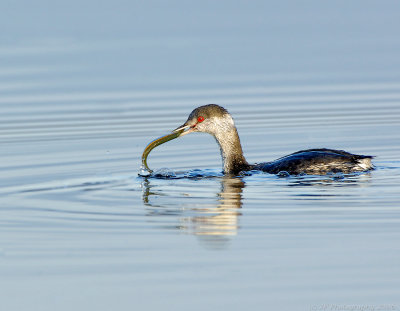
(184, 177), (244, 236)
(287, 172), (373, 188)
(141, 176), (245, 248)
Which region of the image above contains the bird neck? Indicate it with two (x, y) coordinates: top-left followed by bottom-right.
(214, 127), (250, 174)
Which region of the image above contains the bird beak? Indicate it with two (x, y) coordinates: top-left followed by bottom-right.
(173, 122), (196, 137)
(141, 122), (196, 172)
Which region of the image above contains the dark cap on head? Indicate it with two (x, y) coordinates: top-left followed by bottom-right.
(186, 104), (229, 122)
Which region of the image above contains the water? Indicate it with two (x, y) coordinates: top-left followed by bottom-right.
(1, 1), (400, 310)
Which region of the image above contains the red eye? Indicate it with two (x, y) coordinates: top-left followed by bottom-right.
(197, 116), (205, 123)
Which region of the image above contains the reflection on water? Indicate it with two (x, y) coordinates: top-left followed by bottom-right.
(142, 177), (244, 247)
(139, 169), (379, 251)
(287, 172), (373, 188)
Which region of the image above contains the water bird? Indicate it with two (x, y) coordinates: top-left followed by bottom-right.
(141, 104), (373, 175)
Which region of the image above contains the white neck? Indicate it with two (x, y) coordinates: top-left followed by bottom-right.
(213, 124), (249, 174)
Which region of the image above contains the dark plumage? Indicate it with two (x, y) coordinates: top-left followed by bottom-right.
(254, 148), (374, 175)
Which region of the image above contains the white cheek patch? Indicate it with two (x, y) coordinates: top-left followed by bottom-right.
(195, 114), (235, 135)
(209, 115), (234, 132)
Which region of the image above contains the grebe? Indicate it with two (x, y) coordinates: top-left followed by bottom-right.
(141, 104), (374, 175)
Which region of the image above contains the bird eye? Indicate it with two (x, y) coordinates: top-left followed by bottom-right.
(197, 116), (205, 123)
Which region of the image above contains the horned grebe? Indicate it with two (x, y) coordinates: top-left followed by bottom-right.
(142, 104), (374, 175)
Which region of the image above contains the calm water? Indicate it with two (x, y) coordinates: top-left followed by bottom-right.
(1, 1), (400, 311)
